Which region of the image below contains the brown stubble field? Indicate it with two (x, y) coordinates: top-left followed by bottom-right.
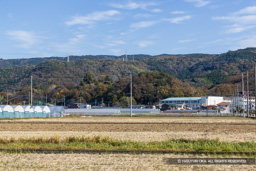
(0, 117), (255, 142)
(0, 153), (255, 171)
(0, 116), (255, 170)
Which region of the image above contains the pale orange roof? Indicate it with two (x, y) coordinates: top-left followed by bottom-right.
(207, 105), (217, 107)
(217, 102), (230, 106)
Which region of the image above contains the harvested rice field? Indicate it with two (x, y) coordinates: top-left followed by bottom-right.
(0, 116), (255, 170)
(0, 153), (255, 171)
(0, 117), (254, 142)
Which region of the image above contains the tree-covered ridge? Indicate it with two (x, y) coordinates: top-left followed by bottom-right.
(0, 47), (256, 101)
(1, 71), (203, 106)
(0, 59), (150, 91)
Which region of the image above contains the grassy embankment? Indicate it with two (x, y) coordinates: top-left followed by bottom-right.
(0, 136), (255, 156)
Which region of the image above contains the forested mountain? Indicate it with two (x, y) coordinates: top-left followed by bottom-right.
(0, 47), (256, 105)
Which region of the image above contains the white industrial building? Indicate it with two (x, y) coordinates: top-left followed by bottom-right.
(161, 97), (201, 109)
(161, 96), (231, 110)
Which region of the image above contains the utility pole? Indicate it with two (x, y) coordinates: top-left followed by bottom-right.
(242, 73), (245, 117)
(255, 65), (256, 116)
(236, 84), (239, 115)
(6, 90), (8, 105)
(63, 95), (65, 107)
(235, 88), (237, 115)
(130, 74), (133, 117)
(31, 76), (33, 107)
(247, 71), (249, 117)
(29, 92), (30, 106)
(231, 92), (234, 115)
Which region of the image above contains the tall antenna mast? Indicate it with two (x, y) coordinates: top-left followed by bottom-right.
(67, 55), (70, 62)
(242, 73), (245, 117)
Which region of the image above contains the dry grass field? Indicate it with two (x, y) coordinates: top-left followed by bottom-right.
(0, 116), (255, 170)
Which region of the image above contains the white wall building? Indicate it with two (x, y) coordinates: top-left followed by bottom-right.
(161, 96), (230, 110)
(201, 96), (230, 107)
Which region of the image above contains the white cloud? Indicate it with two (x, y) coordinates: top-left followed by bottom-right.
(6, 30), (39, 48)
(106, 40), (126, 47)
(213, 6), (256, 34)
(66, 10), (120, 26)
(172, 11), (185, 14)
(213, 15), (256, 25)
(53, 34), (85, 53)
(237, 34), (256, 48)
(69, 34), (85, 44)
(152, 9), (162, 13)
(138, 40), (154, 48)
(133, 13), (154, 18)
(109, 49), (122, 55)
(130, 21), (157, 29)
(110, 2), (156, 10)
(166, 15), (192, 24)
(235, 6), (256, 15)
(178, 39), (195, 43)
(184, 0), (210, 7)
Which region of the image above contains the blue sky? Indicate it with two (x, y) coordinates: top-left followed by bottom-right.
(1, 0), (256, 59)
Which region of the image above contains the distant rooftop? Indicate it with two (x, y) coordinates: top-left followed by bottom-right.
(217, 102), (231, 105)
(162, 97), (201, 101)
